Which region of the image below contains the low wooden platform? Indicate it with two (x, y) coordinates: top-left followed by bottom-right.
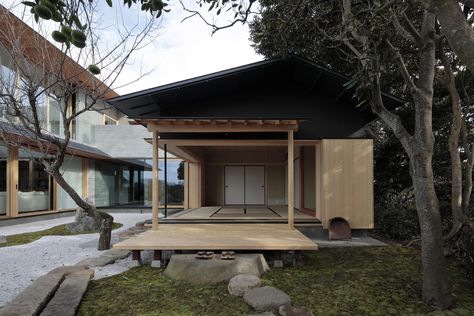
(113, 224), (318, 251)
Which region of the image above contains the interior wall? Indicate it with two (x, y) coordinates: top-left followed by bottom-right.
(303, 146), (315, 210)
(204, 164), (224, 206)
(266, 165), (286, 205)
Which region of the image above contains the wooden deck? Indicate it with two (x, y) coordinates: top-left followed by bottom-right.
(113, 224), (318, 251)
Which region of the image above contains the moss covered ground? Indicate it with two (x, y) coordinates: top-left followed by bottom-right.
(77, 246), (474, 316)
(0, 222), (122, 248)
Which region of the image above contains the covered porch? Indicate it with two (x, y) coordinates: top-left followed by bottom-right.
(112, 118), (320, 254)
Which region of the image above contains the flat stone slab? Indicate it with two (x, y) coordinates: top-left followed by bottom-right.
(250, 312), (276, 316)
(76, 249), (130, 267)
(243, 286), (291, 312)
(164, 254), (269, 284)
(228, 274), (261, 296)
(279, 305), (315, 316)
(0, 272), (64, 316)
(40, 275), (90, 316)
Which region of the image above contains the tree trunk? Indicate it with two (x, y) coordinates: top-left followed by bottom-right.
(411, 155), (454, 309)
(432, 0), (474, 72)
(443, 53), (465, 241)
(48, 166), (113, 250)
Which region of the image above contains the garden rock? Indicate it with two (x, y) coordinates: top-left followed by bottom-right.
(228, 274), (261, 296)
(249, 312), (276, 316)
(164, 254), (269, 284)
(66, 208), (97, 233)
(279, 305), (315, 316)
(243, 286), (291, 311)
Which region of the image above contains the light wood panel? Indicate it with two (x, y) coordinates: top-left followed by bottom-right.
(82, 158), (88, 199)
(188, 162), (202, 208)
(152, 131), (159, 230)
(288, 131), (294, 229)
(321, 139), (374, 229)
(6, 145), (18, 217)
(113, 224), (318, 251)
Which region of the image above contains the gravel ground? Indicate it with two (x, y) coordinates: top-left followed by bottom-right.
(0, 212), (151, 307)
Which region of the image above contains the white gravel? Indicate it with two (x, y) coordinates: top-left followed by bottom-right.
(0, 212), (151, 307)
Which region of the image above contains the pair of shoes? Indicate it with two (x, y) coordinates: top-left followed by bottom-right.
(196, 251), (214, 259)
(221, 251), (236, 260)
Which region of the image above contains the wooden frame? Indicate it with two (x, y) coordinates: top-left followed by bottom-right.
(288, 130), (294, 229)
(146, 119), (299, 133)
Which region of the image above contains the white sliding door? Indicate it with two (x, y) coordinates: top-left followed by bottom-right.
(225, 166), (265, 205)
(225, 166), (245, 204)
(245, 166), (265, 205)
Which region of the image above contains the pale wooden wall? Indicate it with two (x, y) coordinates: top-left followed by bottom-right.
(204, 164), (224, 206)
(188, 162), (202, 208)
(321, 139), (374, 229)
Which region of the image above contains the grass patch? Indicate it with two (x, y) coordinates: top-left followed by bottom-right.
(0, 222), (123, 248)
(77, 246), (474, 316)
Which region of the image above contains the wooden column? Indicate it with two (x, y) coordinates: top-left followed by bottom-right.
(152, 131), (159, 230)
(82, 158), (89, 199)
(7, 145), (18, 217)
(288, 130), (294, 229)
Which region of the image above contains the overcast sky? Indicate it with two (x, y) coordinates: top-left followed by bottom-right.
(3, 1), (262, 95)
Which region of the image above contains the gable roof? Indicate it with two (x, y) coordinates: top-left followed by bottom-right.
(108, 55), (403, 139)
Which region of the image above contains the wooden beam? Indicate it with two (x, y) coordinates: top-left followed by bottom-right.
(147, 121), (298, 133)
(159, 139), (321, 147)
(288, 130), (294, 230)
(163, 144), (202, 163)
(152, 131), (159, 230)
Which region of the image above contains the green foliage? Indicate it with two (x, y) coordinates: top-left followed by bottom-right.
(77, 247), (474, 315)
(0, 222), (122, 248)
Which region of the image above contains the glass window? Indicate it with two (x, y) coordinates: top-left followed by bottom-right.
(48, 93), (65, 137)
(0, 144), (7, 215)
(159, 159), (184, 205)
(93, 160), (119, 207)
(58, 155), (83, 209)
(18, 149), (53, 213)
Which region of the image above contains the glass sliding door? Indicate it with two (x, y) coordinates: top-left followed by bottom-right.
(58, 155), (83, 209)
(18, 149), (53, 213)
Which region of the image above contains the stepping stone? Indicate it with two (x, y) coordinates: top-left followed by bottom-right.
(0, 265), (91, 316)
(0, 235), (6, 244)
(250, 312), (276, 316)
(279, 305), (315, 316)
(164, 254), (269, 284)
(228, 274), (261, 296)
(40, 273), (92, 316)
(243, 286), (291, 312)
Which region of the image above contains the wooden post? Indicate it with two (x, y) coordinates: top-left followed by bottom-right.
(152, 131), (159, 230)
(288, 130), (294, 229)
(7, 145), (18, 217)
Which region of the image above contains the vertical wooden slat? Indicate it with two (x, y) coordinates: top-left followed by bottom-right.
(315, 144), (322, 220)
(7, 145), (18, 217)
(152, 131), (159, 230)
(82, 158), (88, 199)
(288, 130), (294, 229)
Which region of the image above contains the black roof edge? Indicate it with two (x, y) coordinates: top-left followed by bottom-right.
(108, 54), (405, 106)
(128, 115), (311, 120)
